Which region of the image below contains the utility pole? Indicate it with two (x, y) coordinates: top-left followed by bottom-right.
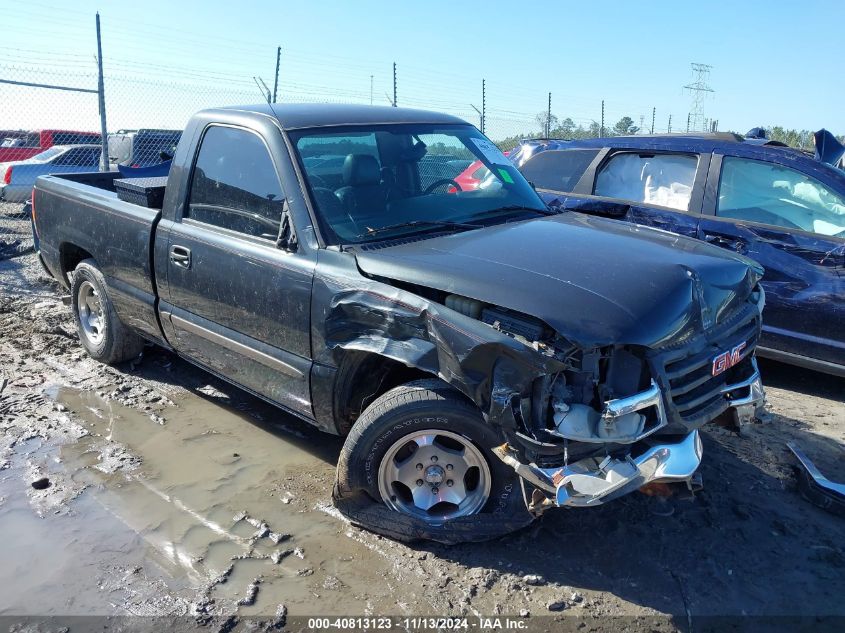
(95, 12), (108, 171)
(272, 46), (281, 103)
(686, 112), (691, 133)
(546, 92), (552, 137)
(370, 74), (373, 105)
(600, 100), (605, 137)
(651, 107), (656, 134)
(481, 79), (486, 134)
(668, 114), (672, 133)
(392, 62), (397, 107)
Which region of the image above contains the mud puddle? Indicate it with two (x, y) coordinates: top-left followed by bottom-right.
(0, 436), (165, 615)
(1, 383), (402, 617)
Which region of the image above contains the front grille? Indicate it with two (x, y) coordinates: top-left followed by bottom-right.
(648, 304), (760, 430)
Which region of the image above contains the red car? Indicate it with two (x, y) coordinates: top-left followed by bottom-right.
(0, 129), (101, 163)
(451, 151), (510, 191)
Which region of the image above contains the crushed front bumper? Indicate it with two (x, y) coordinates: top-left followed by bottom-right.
(495, 359), (765, 509)
(496, 430), (703, 508)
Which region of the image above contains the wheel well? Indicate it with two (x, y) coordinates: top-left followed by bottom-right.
(334, 351), (431, 435)
(59, 243), (94, 284)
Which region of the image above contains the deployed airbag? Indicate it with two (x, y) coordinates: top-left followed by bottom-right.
(594, 153), (697, 211)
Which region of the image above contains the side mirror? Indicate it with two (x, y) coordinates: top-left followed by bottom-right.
(276, 199), (298, 252)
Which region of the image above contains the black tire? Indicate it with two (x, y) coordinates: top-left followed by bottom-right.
(333, 378), (534, 544)
(70, 259), (144, 364)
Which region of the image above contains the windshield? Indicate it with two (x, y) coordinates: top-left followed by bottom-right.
(29, 146), (65, 162)
(291, 123), (546, 244)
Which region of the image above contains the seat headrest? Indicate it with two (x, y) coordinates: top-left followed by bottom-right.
(380, 167), (396, 186)
(343, 154), (380, 186)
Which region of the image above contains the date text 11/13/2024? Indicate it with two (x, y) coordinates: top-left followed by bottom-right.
(307, 616), (529, 630)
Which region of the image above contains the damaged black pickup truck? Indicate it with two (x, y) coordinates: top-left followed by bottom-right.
(32, 104), (766, 542)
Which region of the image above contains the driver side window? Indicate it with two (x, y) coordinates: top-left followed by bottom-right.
(187, 125), (285, 240)
(716, 157), (845, 236)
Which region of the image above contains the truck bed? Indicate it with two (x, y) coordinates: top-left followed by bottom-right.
(34, 171), (166, 343)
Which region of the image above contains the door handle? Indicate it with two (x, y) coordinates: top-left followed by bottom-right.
(169, 245), (191, 269)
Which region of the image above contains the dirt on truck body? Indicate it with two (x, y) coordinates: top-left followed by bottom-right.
(2, 198), (845, 627)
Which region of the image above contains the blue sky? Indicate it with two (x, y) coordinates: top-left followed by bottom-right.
(0, 0), (841, 137)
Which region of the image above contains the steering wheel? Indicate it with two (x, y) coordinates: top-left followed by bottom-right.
(424, 178), (462, 194)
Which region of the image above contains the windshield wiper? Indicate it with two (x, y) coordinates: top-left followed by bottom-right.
(356, 219), (481, 240)
(471, 204), (559, 218)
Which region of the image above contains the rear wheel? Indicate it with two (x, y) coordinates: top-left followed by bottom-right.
(334, 379), (533, 543)
(71, 259), (144, 364)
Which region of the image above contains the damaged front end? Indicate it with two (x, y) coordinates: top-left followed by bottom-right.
(323, 221), (767, 533)
(489, 304), (766, 513)
(322, 271), (764, 516)
(495, 430), (703, 510)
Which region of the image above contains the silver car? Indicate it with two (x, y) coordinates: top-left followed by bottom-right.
(0, 144), (101, 202)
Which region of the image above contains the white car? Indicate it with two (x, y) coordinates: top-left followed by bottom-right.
(0, 144), (101, 202)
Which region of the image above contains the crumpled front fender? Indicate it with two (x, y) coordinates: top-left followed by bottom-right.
(311, 263), (565, 437)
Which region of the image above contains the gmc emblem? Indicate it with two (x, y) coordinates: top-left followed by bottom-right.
(712, 342), (747, 376)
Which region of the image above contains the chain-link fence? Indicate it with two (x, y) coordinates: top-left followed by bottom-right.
(0, 10), (700, 206)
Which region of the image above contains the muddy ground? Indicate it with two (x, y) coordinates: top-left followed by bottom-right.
(1, 201), (844, 632)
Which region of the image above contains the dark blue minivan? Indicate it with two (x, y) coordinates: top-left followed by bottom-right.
(512, 133), (845, 377)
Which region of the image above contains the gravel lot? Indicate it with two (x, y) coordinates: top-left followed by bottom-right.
(1, 200), (843, 632)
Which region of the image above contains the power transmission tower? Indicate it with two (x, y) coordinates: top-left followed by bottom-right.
(683, 62), (714, 132)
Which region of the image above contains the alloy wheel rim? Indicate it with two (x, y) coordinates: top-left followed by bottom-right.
(377, 429), (491, 523)
(77, 280), (105, 345)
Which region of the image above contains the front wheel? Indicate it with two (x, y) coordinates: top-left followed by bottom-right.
(377, 427), (492, 522)
(333, 379), (533, 543)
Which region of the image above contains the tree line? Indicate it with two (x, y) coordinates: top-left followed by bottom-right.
(749, 126), (845, 151)
(494, 112), (844, 153)
(495, 113), (640, 151)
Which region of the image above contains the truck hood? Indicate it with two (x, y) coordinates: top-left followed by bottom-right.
(354, 212), (763, 349)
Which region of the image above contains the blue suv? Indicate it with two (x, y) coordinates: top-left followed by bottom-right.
(512, 132), (845, 377)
